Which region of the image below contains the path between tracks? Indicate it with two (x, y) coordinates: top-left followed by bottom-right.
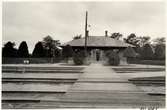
(58, 63), (164, 108)
(2, 63), (164, 108)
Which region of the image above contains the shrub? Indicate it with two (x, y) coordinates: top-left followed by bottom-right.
(123, 46), (137, 58)
(134, 46), (142, 54)
(154, 45), (165, 60)
(2, 41), (18, 57)
(73, 50), (85, 65)
(32, 42), (46, 58)
(141, 44), (154, 60)
(62, 45), (73, 61)
(17, 41), (29, 58)
(105, 50), (120, 66)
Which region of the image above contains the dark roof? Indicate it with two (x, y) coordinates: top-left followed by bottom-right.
(62, 36), (135, 47)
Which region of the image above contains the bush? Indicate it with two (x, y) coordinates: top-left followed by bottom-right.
(123, 46), (137, 58)
(62, 45), (73, 62)
(2, 41), (18, 57)
(17, 41), (29, 58)
(105, 50), (120, 66)
(141, 44), (154, 60)
(32, 42), (46, 58)
(154, 45), (165, 60)
(73, 51), (85, 65)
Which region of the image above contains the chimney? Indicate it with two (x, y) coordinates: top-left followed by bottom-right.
(105, 30), (108, 37)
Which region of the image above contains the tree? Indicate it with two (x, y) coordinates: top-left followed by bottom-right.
(110, 32), (122, 40)
(154, 44), (165, 60)
(62, 45), (73, 62)
(2, 41), (18, 57)
(152, 37), (165, 60)
(32, 42), (46, 58)
(17, 41), (29, 58)
(43, 35), (54, 57)
(73, 35), (82, 40)
(124, 34), (150, 47)
(153, 37), (165, 45)
(124, 33), (139, 46)
(43, 35), (61, 57)
(137, 36), (150, 47)
(141, 44), (154, 60)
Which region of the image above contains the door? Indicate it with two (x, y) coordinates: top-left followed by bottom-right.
(96, 50), (100, 61)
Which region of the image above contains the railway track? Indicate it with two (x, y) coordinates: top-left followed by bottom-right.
(2, 65), (84, 109)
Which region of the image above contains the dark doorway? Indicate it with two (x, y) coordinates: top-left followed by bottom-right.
(96, 50), (100, 61)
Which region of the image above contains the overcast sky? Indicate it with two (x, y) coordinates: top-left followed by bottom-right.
(3, 1), (166, 53)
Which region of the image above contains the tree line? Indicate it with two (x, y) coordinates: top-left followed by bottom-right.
(73, 33), (165, 60)
(2, 33), (166, 60)
(2, 35), (62, 58)
(124, 33), (165, 60)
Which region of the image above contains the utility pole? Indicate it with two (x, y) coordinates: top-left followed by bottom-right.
(84, 11), (88, 57)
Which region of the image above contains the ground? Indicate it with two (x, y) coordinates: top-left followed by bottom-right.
(2, 62), (165, 108)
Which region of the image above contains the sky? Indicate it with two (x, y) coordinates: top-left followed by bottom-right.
(2, 1), (166, 53)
